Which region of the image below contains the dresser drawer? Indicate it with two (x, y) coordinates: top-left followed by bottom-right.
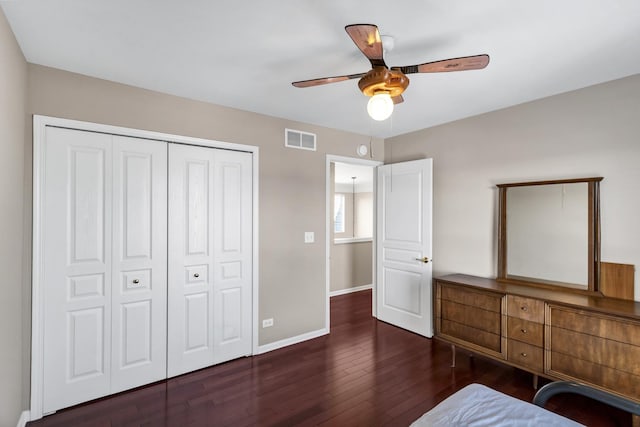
(440, 319), (502, 353)
(547, 305), (640, 402)
(437, 282), (505, 356)
(549, 305), (640, 345)
(440, 298), (503, 353)
(441, 284), (502, 313)
(507, 295), (544, 323)
(549, 352), (640, 401)
(508, 340), (543, 372)
(507, 316), (543, 346)
(441, 300), (502, 335)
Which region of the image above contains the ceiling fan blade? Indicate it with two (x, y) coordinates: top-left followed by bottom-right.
(393, 54), (490, 75)
(345, 24), (386, 68)
(391, 95), (404, 104)
(292, 72), (366, 88)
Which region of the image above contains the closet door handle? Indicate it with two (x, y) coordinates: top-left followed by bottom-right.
(133, 279), (140, 284)
(194, 273), (200, 278)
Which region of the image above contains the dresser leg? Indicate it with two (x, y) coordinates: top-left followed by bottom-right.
(533, 374), (538, 390)
(632, 414), (640, 427)
(451, 344), (456, 368)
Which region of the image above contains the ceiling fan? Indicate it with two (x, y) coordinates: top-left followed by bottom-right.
(292, 24), (489, 121)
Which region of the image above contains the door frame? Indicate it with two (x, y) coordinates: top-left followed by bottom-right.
(325, 155), (383, 329)
(31, 115), (260, 420)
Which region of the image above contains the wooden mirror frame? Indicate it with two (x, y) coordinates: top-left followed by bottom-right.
(497, 177), (603, 294)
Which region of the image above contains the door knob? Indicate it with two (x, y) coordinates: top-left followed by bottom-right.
(133, 279), (139, 284)
(415, 256), (431, 263)
(194, 273), (199, 278)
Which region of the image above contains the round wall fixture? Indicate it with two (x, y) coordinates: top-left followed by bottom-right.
(357, 144), (368, 157)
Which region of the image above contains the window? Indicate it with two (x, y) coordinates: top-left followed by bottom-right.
(334, 194), (345, 233)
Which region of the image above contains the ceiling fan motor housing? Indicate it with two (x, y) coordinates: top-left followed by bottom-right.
(358, 66), (409, 97)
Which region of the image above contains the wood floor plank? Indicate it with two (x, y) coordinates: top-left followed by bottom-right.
(28, 289), (631, 426)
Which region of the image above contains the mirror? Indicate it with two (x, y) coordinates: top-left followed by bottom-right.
(497, 177), (602, 292)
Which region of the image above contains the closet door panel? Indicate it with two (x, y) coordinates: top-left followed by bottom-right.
(213, 151), (253, 364)
(110, 136), (167, 393)
(185, 292), (210, 350)
(187, 160), (209, 255)
(168, 144), (216, 377)
(43, 127), (113, 413)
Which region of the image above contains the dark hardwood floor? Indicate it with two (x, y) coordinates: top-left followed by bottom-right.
(30, 289), (631, 426)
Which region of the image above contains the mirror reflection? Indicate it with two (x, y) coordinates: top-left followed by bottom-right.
(506, 183), (588, 287)
(498, 177), (602, 292)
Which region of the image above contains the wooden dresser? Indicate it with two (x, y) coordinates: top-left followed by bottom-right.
(434, 274), (640, 403)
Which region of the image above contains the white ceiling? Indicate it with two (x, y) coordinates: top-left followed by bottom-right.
(2, 1), (639, 138)
(334, 162), (374, 193)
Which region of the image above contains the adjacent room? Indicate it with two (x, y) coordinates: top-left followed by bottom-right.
(1, 1), (639, 426)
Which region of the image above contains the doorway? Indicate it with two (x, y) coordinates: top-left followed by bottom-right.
(325, 155), (382, 329)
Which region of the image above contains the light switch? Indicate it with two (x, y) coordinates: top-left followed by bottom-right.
(304, 232), (315, 243)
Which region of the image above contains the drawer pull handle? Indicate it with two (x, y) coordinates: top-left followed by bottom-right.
(521, 329), (527, 334)
(521, 306), (528, 312)
(521, 352), (528, 357)
(133, 279), (139, 284)
(194, 273), (200, 278)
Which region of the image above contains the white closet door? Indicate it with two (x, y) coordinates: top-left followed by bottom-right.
(212, 150), (252, 364)
(110, 136), (167, 392)
(168, 144), (217, 376)
(42, 128), (168, 413)
(43, 127), (113, 413)
(167, 144), (252, 376)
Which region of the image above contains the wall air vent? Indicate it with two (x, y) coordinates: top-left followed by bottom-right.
(285, 128), (316, 151)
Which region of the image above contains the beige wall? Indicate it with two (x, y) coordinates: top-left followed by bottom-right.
(386, 74), (640, 300)
(0, 8), (27, 426)
(331, 188), (373, 292)
(26, 65), (384, 351)
(330, 242), (373, 292)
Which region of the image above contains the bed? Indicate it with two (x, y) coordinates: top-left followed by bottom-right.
(410, 381), (640, 426)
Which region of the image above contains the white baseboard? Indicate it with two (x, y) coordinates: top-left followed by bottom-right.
(16, 410), (30, 427)
(256, 327), (328, 355)
(329, 284), (373, 297)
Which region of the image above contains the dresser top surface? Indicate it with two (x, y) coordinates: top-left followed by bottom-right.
(435, 274), (640, 319)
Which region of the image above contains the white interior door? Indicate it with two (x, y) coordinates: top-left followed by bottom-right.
(376, 159), (433, 337)
(167, 144), (252, 376)
(43, 127), (113, 413)
(42, 128), (168, 413)
(168, 144), (216, 376)
(211, 149), (253, 364)
(110, 136), (167, 393)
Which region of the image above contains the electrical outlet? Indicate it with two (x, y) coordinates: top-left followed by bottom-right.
(304, 231), (314, 243)
(262, 318), (274, 328)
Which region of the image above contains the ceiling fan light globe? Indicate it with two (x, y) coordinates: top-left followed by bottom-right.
(367, 93), (394, 121)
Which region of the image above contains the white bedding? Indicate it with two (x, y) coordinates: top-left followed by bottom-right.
(410, 383), (584, 426)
